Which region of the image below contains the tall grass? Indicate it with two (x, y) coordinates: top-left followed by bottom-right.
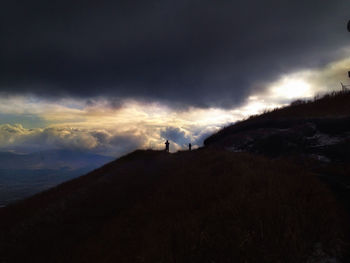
(252, 90), (350, 120)
(205, 90), (350, 146)
(1, 149), (347, 262)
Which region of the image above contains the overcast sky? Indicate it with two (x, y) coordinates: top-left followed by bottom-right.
(1, 1), (350, 155)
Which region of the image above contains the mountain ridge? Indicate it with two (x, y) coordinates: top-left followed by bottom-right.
(204, 91), (350, 164)
(1, 91), (350, 262)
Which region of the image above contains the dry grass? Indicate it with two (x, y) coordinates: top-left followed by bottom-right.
(205, 90), (350, 146)
(250, 90), (350, 120)
(0, 149), (348, 262)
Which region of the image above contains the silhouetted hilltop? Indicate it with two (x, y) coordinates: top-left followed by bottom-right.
(1, 91), (350, 262)
(204, 91), (350, 162)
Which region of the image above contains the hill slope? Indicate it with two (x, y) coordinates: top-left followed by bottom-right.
(204, 91), (350, 163)
(0, 149), (348, 262)
(1, 91), (350, 262)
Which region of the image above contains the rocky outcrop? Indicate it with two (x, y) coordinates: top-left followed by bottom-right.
(205, 117), (350, 162)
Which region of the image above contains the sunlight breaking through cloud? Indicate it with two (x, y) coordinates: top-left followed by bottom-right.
(270, 77), (312, 100)
(1, 52), (349, 156)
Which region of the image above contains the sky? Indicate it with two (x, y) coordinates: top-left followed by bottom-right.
(1, 0), (350, 156)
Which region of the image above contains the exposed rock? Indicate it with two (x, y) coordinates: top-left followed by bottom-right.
(205, 117), (350, 162)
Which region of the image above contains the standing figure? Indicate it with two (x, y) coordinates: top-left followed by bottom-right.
(189, 143), (192, 151)
(165, 140), (170, 152)
(347, 20), (350, 77)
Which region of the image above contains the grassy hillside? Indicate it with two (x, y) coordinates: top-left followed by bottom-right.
(1, 91), (350, 262)
(0, 149), (348, 262)
(204, 90), (350, 147)
(249, 90), (350, 120)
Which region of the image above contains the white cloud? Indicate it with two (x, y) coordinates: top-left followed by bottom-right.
(0, 124), (145, 156)
(1, 53), (349, 156)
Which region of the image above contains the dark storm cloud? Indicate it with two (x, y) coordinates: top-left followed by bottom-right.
(1, 0), (349, 107)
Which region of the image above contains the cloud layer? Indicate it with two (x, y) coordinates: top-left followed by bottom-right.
(0, 97), (233, 155)
(0, 124), (145, 156)
(1, 1), (349, 107)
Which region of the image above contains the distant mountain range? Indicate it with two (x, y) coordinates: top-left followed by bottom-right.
(0, 150), (113, 207)
(0, 149), (113, 170)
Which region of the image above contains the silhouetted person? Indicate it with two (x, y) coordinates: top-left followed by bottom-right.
(347, 21), (350, 77)
(189, 143), (192, 151)
(165, 140), (170, 152)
